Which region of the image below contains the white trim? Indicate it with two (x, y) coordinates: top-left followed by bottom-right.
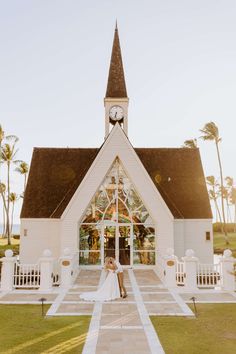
(104, 97), (129, 103)
(184, 301), (236, 304)
(100, 325), (143, 329)
(128, 269), (165, 354)
(0, 301), (54, 305)
(174, 219), (213, 223)
(168, 290), (194, 316)
(52, 312), (94, 316)
(61, 123), (174, 220)
(82, 270), (106, 354)
(46, 289), (68, 317)
(20, 218), (60, 223)
(78, 265), (157, 270)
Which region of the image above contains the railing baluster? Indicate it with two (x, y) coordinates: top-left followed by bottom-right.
(196, 263), (221, 288)
(12, 263), (41, 289)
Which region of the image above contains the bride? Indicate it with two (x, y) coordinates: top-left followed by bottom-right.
(79, 257), (120, 301)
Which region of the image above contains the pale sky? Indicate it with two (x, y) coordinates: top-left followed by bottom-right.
(1, 0), (236, 223)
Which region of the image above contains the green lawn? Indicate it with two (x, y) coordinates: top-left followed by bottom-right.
(214, 232), (236, 257)
(0, 305), (91, 354)
(151, 304), (236, 354)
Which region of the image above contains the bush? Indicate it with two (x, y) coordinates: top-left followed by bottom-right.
(213, 223), (236, 232)
(13, 235), (20, 240)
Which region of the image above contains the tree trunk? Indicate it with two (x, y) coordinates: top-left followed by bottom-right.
(234, 202), (236, 233)
(0, 190), (7, 237)
(10, 201), (15, 235)
(6, 161), (11, 245)
(216, 141), (229, 244)
(214, 198), (222, 224)
(24, 174), (27, 193)
(2, 206), (4, 236)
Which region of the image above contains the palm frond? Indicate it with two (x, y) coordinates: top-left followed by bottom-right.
(199, 121), (220, 141)
(182, 139), (198, 148)
(5, 135), (19, 143)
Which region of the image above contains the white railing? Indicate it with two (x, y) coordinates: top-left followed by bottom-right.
(197, 263), (222, 288)
(13, 262), (40, 289)
(176, 261), (185, 286)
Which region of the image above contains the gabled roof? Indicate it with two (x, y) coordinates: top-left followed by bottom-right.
(21, 147), (212, 219)
(135, 148), (212, 219)
(105, 25), (127, 98)
(21, 148), (99, 219)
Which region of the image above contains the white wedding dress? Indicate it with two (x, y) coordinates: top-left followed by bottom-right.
(80, 269), (120, 301)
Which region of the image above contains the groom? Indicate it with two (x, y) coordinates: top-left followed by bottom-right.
(110, 257), (127, 298)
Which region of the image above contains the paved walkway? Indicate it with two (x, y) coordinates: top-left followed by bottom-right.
(47, 269), (194, 353)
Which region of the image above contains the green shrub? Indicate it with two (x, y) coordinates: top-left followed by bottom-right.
(213, 223), (236, 232)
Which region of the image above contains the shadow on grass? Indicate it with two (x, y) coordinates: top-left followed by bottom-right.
(0, 305), (91, 354)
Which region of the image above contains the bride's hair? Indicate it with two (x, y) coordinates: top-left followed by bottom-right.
(104, 256), (115, 270)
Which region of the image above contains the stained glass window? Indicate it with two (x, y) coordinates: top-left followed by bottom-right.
(79, 158), (156, 265)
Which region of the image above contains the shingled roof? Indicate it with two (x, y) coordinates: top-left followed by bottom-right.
(21, 147), (212, 219)
(105, 25), (127, 98)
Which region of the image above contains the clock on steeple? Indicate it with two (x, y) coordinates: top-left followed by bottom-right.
(104, 23), (129, 138)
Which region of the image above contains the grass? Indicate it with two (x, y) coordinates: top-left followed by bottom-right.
(151, 304), (236, 354)
(213, 232), (236, 257)
(0, 305), (90, 354)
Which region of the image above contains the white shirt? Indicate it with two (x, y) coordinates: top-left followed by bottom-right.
(114, 260), (123, 273)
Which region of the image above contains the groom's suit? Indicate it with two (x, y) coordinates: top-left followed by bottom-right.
(114, 260), (127, 298)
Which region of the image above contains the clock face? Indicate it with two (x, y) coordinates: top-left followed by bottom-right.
(109, 106), (124, 121)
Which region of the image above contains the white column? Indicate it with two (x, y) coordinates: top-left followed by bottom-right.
(221, 249), (235, 292)
(163, 248), (177, 288)
(182, 249), (199, 291)
(0, 250), (16, 292)
(60, 248), (73, 289)
(39, 249), (54, 292)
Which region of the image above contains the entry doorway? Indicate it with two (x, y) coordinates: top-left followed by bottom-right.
(103, 224), (131, 266)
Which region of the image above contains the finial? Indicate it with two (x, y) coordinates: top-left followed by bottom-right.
(115, 19), (118, 30)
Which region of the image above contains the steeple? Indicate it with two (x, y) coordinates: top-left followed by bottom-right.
(104, 24), (129, 139)
(105, 24), (127, 98)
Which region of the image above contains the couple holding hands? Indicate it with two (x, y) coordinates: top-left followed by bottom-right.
(80, 257), (127, 301)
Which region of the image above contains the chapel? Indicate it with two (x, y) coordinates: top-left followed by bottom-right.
(20, 25), (213, 266)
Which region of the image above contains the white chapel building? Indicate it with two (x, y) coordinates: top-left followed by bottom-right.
(20, 26), (213, 266)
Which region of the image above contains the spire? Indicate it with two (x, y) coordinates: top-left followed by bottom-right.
(105, 24), (127, 98)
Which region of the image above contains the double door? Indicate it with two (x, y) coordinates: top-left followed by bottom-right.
(103, 224), (131, 266)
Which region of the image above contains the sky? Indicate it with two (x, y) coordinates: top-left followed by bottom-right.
(0, 0), (236, 223)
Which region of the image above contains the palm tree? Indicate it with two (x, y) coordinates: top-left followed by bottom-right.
(229, 187), (236, 232)
(0, 183), (7, 236)
(0, 125), (5, 236)
(0, 125), (4, 164)
(206, 176), (222, 223)
(1, 137), (19, 244)
(15, 160), (29, 195)
(221, 186), (232, 223)
(200, 122), (228, 244)
(182, 139), (198, 148)
(9, 192), (18, 235)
